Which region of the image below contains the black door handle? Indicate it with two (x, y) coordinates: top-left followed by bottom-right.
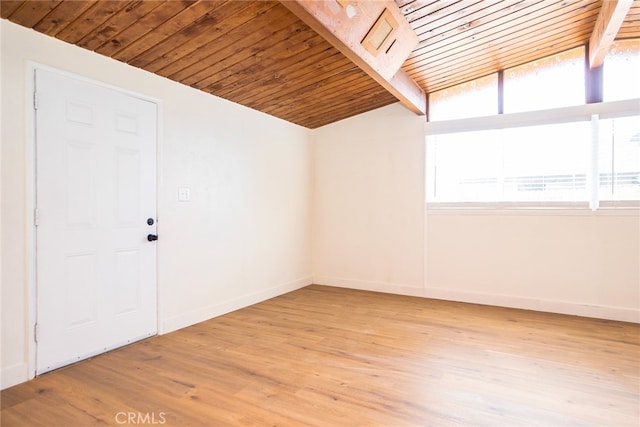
(147, 234), (158, 242)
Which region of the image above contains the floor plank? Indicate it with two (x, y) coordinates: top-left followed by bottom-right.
(2, 285), (639, 426)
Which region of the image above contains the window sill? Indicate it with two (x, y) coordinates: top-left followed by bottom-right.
(426, 203), (640, 216)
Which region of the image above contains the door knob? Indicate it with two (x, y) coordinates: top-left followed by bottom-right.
(147, 234), (158, 242)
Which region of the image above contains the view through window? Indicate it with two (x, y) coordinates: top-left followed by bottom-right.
(426, 40), (640, 208)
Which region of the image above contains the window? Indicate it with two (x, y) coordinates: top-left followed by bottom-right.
(427, 122), (590, 205)
(598, 115), (640, 202)
(603, 39), (640, 102)
(501, 123), (589, 202)
(427, 130), (503, 202)
(426, 112), (639, 208)
(425, 41), (639, 209)
(504, 47), (585, 113)
(429, 74), (498, 121)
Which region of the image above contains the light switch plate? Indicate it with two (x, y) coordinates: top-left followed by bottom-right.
(178, 187), (191, 202)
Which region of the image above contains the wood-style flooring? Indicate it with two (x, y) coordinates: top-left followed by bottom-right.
(2, 285), (639, 426)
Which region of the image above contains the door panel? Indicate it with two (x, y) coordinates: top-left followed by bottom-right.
(35, 69), (157, 374)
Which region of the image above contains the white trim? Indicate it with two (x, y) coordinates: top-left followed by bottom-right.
(27, 61), (162, 105)
(1, 363), (29, 390)
(26, 63), (162, 378)
(425, 98), (640, 135)
(155, 96), (165, 335)
(314, 277), (639, 323)
(426, 207), (640, 216)
(426, 202), (589, 211)
(313, 276), (424, 297)
(162, 276), (313, 334)
(422, 286), (640, 324)
(26, 62), (37, 382)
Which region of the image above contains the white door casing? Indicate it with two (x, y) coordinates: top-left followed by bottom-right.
(35, 69), (158, 374)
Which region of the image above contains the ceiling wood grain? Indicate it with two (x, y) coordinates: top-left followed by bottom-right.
(1, 0), (637, 128)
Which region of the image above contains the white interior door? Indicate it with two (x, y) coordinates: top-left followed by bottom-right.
(35, 69), (158, 374)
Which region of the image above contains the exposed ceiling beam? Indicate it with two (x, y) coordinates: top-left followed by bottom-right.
(589, 0), (633, 68)
(281, 0), (426, 115)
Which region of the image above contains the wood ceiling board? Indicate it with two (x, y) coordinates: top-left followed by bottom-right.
(56, 1), (149, 47)
(110, 1), (219, 64)
(415, 22), (594, 83)
(182, 9), (302, 87)
(32, 0), (95, 36)
(411, 0), (521, 43)
(229, 55), (354, 108)
(150, 2), (279, 78)
(194, 30), (327, 95)
(407, 5), (598, 77)
(3, 0), (61, 28)
(417, 30), (593, 92)
(296, 94), (399, 128)
(257, 68), (383, 107)
(401, 1), (600, 92)
(284, 89), (398, 129)
(618, 1), (640, 38)
(95, 1), (195, 58)
(407, 0), (492, 31)
(135, 1), (265, 73)
(0, 1), (24, 19)
(219, 49), (349, 104)
(396, 0), (440, 16)
(261, 70), (374, 115)
(405, 0), (596, 66)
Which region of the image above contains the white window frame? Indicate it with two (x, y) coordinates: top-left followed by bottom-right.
(425, 98), (640, 210)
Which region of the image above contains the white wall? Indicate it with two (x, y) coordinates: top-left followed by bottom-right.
(427, 211), (640, 321)
(313, 103), (640, 323)
(1, 20), (312, 389)
(313, 104), (426, 293)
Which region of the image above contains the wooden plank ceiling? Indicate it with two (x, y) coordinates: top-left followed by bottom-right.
(2, 1), (638, 128)
(397, 0), (640, 93)
(0, 0), (397, 129)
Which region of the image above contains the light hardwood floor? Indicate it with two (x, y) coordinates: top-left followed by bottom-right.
(2, 285), (639, 426)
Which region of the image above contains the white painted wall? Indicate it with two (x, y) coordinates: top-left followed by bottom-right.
(426, 211), (640, 321)
(313, 103), (640, 323)
(313, 104), (426, 293)
(1, 20), (312, 389)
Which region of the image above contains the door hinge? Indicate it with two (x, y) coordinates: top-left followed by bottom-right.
(34, 208), (39, 227)
(33, 92), (38, 110)
(34, 323), (39, 343)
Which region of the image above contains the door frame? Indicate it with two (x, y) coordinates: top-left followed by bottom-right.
(26, 63), (163, 379)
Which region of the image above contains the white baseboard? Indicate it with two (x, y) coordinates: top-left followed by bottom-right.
(422, 285), (640, 323)
(313, 276), (640, 323)
(1, 362), (29, 390)
(161, 276), (313, 334)
(313, 276), (424, 297)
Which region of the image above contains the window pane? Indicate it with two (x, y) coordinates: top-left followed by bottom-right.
(427, 130), (502, 202)
(427, 122), (591, 204)
(502, 123), (589, 202)
(504, 47), (585, 113)
(599, 115), (640, 201)
(603, 39), (640, 102)
(429, 74), (498, 121)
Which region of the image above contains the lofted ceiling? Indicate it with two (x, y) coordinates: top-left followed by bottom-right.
(398, 0), (640, 92)
(1, 0), (639, 129)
